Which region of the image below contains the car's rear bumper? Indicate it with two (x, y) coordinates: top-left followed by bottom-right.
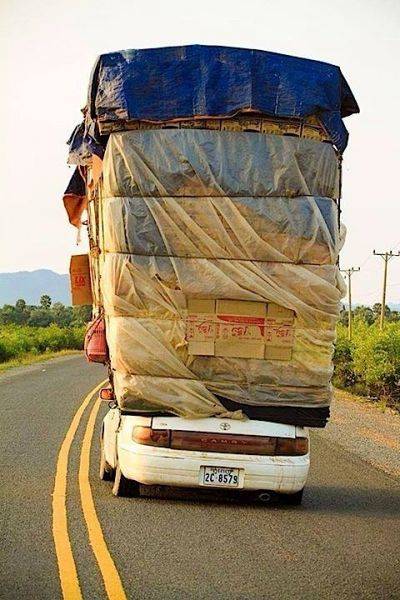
(118, 440), (310, 494)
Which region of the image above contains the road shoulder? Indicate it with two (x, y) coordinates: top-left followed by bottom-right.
(0, 352), (83, 380)
(317, 389), (400, 479)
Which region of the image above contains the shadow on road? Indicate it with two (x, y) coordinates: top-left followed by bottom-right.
(303, 483), (400, 517)
(134, 483), (400, 516)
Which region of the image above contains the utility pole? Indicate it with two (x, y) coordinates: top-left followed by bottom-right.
(340, 267), (360, 340)
(373, 250), (400, 330)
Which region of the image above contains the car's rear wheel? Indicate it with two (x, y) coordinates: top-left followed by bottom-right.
(278, 488), (304, 505)
(112, 463), (140, 497)
(99, 434), (115, 481)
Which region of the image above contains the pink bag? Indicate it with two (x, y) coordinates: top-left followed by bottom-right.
(84, 316), (109, 364)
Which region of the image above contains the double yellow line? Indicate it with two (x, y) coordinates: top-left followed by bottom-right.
(52, 381), (127, 600)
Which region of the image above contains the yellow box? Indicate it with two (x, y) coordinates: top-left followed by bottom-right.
(69, 254), (93, 306)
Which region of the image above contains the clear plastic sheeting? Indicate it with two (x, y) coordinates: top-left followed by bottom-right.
(98, 129), (346, 417)
(103, 196), (341, 265)
(103, 130), (339, 199)
(112, 371), (241, 419)
(102, 131), (342, 265)
(101, 255), (344, 327)
(102, 255), (341, 408)
(107, 313), (335, 404)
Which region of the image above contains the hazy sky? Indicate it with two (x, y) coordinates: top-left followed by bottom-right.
(1, 0), (399, 304)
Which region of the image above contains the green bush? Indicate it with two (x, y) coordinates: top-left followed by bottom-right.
(0, 324), (85, 363)
(333, 328), (357, 387)
(334, 321), (400, 406)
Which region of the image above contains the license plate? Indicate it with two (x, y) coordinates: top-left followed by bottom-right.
(200, 466), (240, 487)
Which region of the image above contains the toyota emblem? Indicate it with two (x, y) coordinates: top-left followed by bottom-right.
(220, 422), (231, 431)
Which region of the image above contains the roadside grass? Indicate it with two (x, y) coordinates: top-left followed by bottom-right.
(0, 349), (82, 373)
(334, 321), (400, 413)
(0, 324), (86, 372)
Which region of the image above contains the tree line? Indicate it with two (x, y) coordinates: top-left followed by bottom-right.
(0, 296), (91, 328)
(339, 303), (400, 327)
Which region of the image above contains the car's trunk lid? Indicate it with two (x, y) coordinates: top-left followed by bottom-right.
(151, 416), (296, 438)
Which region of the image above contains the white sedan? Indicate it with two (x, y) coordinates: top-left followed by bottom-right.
(100, 407), (310, 505)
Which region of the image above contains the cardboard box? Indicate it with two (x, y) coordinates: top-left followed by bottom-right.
(70, 254), (93, 305)
(216, 299), (266, 317)
(238, 118), (262, 132)
(265, 318), (294, 347)
(221, 120), (243, 132)
(267, 302), (295, 321)
(215, 338), (265, 359)
(186, 298), (295, 360)
(261, 119), (301, 137)
(265, 347), (293, 361)
(188, 340), (215, 355)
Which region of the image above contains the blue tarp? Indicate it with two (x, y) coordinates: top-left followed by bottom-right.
(68, 45), (358, 163)
(88, 45), (358, 151)
(67, 123), (91, 165)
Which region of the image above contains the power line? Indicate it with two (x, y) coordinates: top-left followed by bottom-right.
(361, 281), (400, 299)
(350, 232), (400, 273)
(359, 254), (373, 269)
(373, 250), (400, 330)
(340, 267), (360, 340)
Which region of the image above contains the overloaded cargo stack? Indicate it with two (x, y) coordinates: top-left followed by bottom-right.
(64, 45), (359, 427)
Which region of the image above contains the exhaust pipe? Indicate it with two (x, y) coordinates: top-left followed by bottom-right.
(258, 492), (272, 503)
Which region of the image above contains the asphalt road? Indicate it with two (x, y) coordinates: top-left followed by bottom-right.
(1, 354), (399, 600)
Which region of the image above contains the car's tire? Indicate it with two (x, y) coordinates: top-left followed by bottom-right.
(99, 435), (115, 481)
(112, 463), (140, 498)
(278, 488), (304, 505)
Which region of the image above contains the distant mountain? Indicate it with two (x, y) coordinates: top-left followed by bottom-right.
(0, 270), (70, 306)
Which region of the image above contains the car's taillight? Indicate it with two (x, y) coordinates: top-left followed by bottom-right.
(132, 426), (170, 448)
(100, 387), (114, 401)
(276, 437), (308, 456)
